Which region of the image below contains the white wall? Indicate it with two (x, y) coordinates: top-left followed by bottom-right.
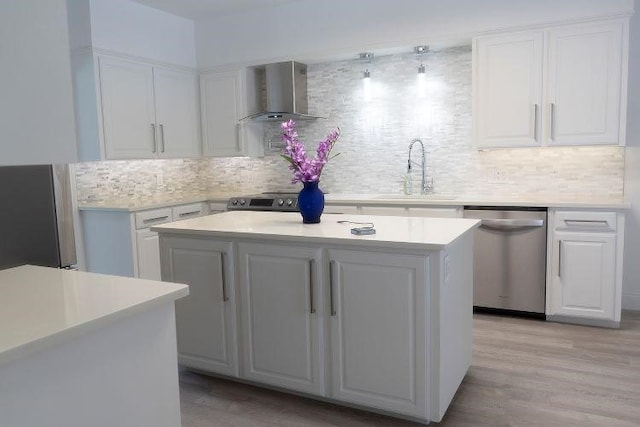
(0, 0), (78, 166)
(623, 0), (640, 310)
(87, 0), (196, 67)
(195, 0), (633, 68)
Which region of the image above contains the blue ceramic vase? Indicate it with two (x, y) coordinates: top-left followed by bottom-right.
(298, 181), (324, 224)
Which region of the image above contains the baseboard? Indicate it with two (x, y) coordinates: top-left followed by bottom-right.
(622, 293), (640, 310)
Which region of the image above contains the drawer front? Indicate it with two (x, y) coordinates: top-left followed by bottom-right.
(208, 202), (228, 214)
(135, 207), (173, 229)
(554, 210), (617, 232)
(173, 203), (206, 220)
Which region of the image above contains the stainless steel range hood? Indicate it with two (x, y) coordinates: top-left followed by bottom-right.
(242, 61), (323, 122)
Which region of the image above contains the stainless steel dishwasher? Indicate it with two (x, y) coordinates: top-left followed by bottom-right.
(463, 207), (547, 316)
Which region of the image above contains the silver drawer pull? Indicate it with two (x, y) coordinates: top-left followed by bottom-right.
(563, 219), (609, 226)
(142, 215), (169, 223)
(179, 211), (200, 217)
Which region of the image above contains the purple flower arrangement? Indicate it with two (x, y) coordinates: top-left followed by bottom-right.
(281, 120), (340, 184)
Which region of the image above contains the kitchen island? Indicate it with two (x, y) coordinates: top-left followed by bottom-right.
(153, 211), (479, 424)
(0, 265), (189, 427)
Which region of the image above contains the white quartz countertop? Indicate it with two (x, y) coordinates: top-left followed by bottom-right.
(77, 192), (630, 212)
(0, 265), (189, 366)
(152, 211), (480, 251)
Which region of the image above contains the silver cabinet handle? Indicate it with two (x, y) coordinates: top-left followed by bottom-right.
(550, 103), (556, 141)
(533, 104), (539, 142)
(308, 259), (315, 314)
(558, 240), (562, 279)
(329, 260), (336, 316)
(220, 252), (229, 302)
(151, 123), (157, 153)
(563, 219), (609, 226)
(159, 124), (165, 153)
(480, 218), (544, 230)
(179, 211), (200, 217)
(142, 215), (169, 224)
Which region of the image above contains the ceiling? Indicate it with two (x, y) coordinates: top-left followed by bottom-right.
(130, 0), (301, 19)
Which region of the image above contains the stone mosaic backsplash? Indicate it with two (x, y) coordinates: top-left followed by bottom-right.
(74, 45), (625, 202)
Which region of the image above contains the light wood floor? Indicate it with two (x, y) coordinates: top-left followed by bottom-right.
(179, 311), (640, 426)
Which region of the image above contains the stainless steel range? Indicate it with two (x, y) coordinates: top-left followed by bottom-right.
(227, 192), (299, 212)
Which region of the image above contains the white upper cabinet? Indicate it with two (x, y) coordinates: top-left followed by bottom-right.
(546, 22), (624, 145)
(200, 69), (264, 157)
(474, 19), (628, 148)
(74, 54), (200, 161)
(474, 32), (543, 148)
(153, 67), (200, 158)
(99, 56), (156, 159)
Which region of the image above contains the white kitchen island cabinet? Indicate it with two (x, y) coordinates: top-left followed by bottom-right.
(0, 265), (188, 427)
(154, 211), (478, 424)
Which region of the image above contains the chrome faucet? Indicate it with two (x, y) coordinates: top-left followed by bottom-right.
(408, 138), (428, 194)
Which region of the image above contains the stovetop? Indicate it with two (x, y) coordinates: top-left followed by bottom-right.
(227, 192), (299, 212)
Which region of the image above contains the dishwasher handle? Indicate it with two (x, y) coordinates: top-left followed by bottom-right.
(480, 218), (544, 230)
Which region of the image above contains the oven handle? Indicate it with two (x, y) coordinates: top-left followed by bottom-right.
(480, 218), (544, 230)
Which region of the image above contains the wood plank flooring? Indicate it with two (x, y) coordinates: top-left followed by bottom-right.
(179, 311), (640, 426)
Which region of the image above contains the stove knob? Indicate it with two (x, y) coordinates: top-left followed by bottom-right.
(231, 199), (238, 205)
(277, 199), (284, 206)
(286, 199), (294, 207)
(239, 199), (246, 205)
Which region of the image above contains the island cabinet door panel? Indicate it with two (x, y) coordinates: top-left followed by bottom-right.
(160, 236), (238, 377)
(237, 242), (324, 396)
(135, 228), (162, 281)
(328, 249), (429, 418)
(550, 231), (616, 320)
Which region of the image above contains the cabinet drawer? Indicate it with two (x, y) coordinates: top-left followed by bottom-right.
(135, 207), (173, 229)
(173, 203), (206, 220)
(208, 202), (228, 214)
(554, 211), (617, 232)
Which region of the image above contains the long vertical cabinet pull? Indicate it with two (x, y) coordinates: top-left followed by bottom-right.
(159, 124), (166, 153)
(151, 123), (157, 153)
(550, 103), (556, 141)
(558, 240), (562, 279)
(329, 260), (336, 316)
(220, 252), (229, 302)
(308, 259), (315, 314)
(533, 104), (539, 142)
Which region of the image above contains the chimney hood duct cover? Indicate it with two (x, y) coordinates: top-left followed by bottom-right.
(242, 61), (323, 122)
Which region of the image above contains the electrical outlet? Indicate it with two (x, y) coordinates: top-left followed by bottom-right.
(487, 168), (508, 184)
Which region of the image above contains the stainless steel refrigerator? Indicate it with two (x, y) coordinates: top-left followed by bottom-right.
(0, 164), (76, 270)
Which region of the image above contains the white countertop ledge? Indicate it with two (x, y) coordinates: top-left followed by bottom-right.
(152, 211), (481, 251)
(0, 265), (189, 366)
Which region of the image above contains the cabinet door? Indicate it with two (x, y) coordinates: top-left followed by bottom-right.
(201, 71), (242, 157)
(160, 237), (238, 376)
(135, 228), (162, 281)
(328, 249), (428, 418)
(474, 32), (543, 147)
(547, 22), (623, 145)
(154, 67), (200, 158)
(237, 242), (324, 395)
(98, 56), (156, 159)
(550, 231), (616, 320)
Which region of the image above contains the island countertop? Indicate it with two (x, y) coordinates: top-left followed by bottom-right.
(152, 211), (480, 251)
(0, 265), (189, 366)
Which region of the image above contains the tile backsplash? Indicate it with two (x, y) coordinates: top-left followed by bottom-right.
(75, 45), (624, 202)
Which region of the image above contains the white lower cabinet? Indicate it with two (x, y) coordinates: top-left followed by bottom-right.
(135, 228), (163, 281)
(547, 209), (624, 325)
(160, 237), (238, 376)
(237, 242), (324, 395)
(328, 249), (428, 418)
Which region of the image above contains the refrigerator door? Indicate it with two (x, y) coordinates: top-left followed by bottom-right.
(0, 164), (76, 270)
